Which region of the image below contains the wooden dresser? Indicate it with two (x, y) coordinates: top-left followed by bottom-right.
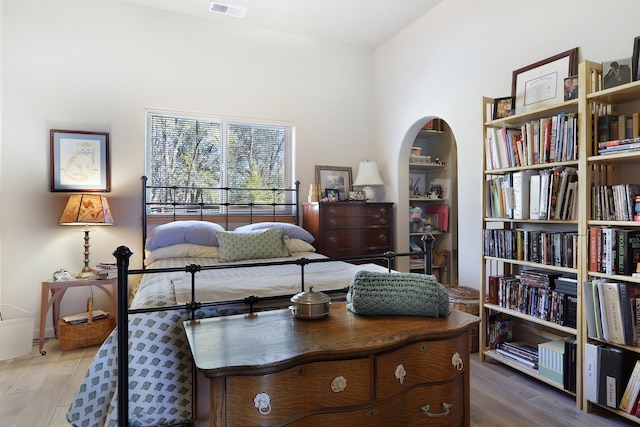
(302, 202), (394, 264)
(185, 302), (479, 426)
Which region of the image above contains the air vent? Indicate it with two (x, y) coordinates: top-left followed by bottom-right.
(209, 2), (247, 18)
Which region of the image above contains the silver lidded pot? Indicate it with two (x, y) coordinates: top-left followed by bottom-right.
(290, 286), (331, 319)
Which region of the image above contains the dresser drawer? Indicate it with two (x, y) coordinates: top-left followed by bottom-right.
(322, 228), (391, 249)
(320, 203), (392, 217)
(375, 335), (468, 400)
(225, 358), (371, 426)
(321, 214), (391, 227)
(290, 376), (465, 427)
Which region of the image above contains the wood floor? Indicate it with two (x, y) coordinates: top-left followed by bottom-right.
(0, 338), (635, 426)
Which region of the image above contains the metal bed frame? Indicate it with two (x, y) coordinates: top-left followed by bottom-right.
(113, 177), (435, 426)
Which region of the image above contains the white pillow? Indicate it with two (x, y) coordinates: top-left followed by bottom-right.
(146, 221), (225, 250)
(145, 243), (220, 266)
(284, 236), (316, 254)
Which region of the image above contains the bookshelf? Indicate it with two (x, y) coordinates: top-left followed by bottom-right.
(581, 59), (640, 423)
(480, 62), (586, 407)
(409, 119), (457, 284)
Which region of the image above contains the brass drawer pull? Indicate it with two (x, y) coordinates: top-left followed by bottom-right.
(451, 352), (463, 371)
(329, 207), (337, 214)
(294, 367), (306, 376)
(378, 233), (386, 241)
(394, 364), (406, 384)
(379, 208), (387, 214)
(330, 376), (347, 392)
(329, 219), (337, 226)
(379, 218), (386, 225)
(421, 402), (452, 418)
(329, 236), (337, 243)
(254, 393), (272, 415)
(419, 344), (428, 351)
(367, 410), (379, 417)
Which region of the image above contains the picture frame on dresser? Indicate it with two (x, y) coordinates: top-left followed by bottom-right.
(315, 165), (352, 200)
(511, 47), (578, 114)
(50, 129), (110, 192)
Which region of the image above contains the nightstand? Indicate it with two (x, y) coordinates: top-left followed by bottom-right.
(39, 277), (117, 355)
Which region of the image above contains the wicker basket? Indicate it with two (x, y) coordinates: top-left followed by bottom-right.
(445, 286), (479, 353)
(57, 298), (116, 351)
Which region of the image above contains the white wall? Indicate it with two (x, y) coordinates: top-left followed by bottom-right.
(375, 0), (640, 287)
(0, 0), (375, 336)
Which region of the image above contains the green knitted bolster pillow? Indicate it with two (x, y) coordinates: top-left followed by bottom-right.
(346, 271), (450, 317)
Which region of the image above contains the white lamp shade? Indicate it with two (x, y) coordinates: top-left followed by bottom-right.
(354, 161), (384, 202)
(353, 161), (384, 186)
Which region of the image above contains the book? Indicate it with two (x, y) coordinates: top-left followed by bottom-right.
(422, 205), (449, 232)
(583, 281), (598, 339)
(598, 345), (634, 408)
(599, 281), (625, 345)
(596, 280), (611, 342)
(564, 338), (577, 393)
(584, 342), (601, 402)
(529, 174), (541, 219)
(512, 170), (537, 220)
(619, 360), (640, 413)
(619, 283), (640, 346)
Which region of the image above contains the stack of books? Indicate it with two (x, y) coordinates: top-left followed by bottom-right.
(91, 262), (117, 279)
(496, 341), (539, 369)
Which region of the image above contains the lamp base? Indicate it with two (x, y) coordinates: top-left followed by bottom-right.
(363, 186), (376, 202)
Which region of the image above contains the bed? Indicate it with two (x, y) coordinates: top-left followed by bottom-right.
(66, 177), (430, 427)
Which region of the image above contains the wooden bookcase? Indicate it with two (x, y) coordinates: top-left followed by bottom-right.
(480, 63), (588, 408)
(482, 59), (640, 421)
(580, 59), (640, 423)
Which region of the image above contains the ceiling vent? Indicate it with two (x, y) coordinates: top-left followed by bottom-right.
(209, 2), (247, 19)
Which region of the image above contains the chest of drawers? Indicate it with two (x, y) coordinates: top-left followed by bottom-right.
(185, 302), (479, 426)
(302, 202), (394, 263)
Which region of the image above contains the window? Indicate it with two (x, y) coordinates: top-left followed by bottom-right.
(145, 109), (294, 215)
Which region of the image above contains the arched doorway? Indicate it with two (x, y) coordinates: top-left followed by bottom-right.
(398, 117), (458, 285)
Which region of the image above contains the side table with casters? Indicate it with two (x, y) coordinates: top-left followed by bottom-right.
(39, 277), (117, 355)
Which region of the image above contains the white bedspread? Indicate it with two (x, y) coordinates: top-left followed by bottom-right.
(173, 256), (388, 304)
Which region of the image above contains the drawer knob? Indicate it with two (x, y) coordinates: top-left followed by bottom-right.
(419, 344), (428, 351)
(421, 402), (452, 418)
(379, 208), (387, 214)
(253, 392), (272, 415)
(329, 236), (337, 243)
(378, 233), (386, 241)
(331, 376), (347, 392)
(394, 364), (406, 384)
(367, 410), (379, 417)
(379, 218), (386, 225)
(451, 352), (463, 371)
(329, 207), (337, 214)
(294, 367), (306, 376)
(329, 219), (337, 225)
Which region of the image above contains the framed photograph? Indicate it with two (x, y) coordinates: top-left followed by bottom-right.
(512, 47), (578, 113)
(50, 129), (110, 192)
(325, 189), (340, 201)
(602, 57), (632, 89)
(563, 75), (579, 101)
(633, 36), (640, 81)
(315, 165), (352, 199)
(348, 190), (366, 201)
(492, 96), (515, 119)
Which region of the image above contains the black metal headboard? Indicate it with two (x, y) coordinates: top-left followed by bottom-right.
(140, 175), (300, 264)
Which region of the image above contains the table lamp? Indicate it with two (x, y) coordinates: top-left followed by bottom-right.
(59, 194), (114, 278)
(353, 160), (384, 202)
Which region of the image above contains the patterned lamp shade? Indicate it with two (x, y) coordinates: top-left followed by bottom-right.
(59, 194), (114, 225)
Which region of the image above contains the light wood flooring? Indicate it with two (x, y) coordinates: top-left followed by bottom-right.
(0, 338), (636, 426)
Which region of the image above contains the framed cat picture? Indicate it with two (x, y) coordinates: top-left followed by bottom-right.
(50, 129), (110, 192)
